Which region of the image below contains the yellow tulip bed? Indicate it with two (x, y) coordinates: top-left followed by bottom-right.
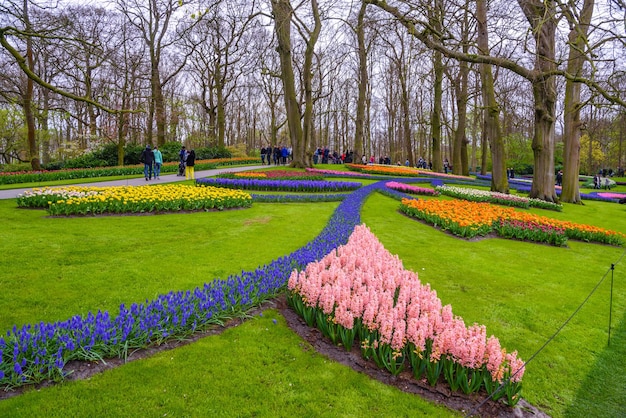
(17, 185), (252, 216)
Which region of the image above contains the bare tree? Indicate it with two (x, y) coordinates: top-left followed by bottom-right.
(187, 1), (260, 148)
(270, 0), (321, 168)
(115, 0), (206, 146)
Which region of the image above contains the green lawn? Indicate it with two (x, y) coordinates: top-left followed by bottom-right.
(0, 177), (624, 417)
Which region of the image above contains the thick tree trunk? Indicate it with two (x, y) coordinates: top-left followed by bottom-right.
(432, 49), (443, 172)
(453, 60), (468, 175)
(40, 88), (50, 164)
(561, 0), (594, 204)
(519, 0), (558, 202)
(477, 0), (506, 192)
(430, 1), (443, 172)
(353, 2), (368, 165)
(399, 65), (414, 166)
(270, 0), (305, 165)
(298, 0), (321, 168)
(24, 0), (40, 170)
(530, 77), (558, 201)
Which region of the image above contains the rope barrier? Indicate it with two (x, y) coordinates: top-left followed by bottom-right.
(465, 248), (626, 417)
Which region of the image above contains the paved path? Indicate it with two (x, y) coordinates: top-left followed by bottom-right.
(0, 165), (266, 200)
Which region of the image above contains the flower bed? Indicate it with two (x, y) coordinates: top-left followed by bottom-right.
(436, 185), (531, 208)
(400, 198), (625, 246)
(16, 185), (252, 215)
(305, 168), (376, 179)
(386, 181), (439, 196)
(250, 193), (347, 203)
(346, 164), (421, 177)
(197, 177), (361, 192)
(287, 224), (525, 406)
(220, 170), (324, 180)
(595, 192), (626, 200)
(436, 185), (562, 211)
(346, 164), (474, 181)
(0, 158), (259, 185)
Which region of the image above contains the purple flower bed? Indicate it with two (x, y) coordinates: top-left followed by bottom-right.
(197, 177), (361, 192)
(510, 183), (617, 203)
(0, 180), (383, 389)
(250, 194), (347, 203)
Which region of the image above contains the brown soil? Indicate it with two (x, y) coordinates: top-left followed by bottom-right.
(0, 297), (549, 417)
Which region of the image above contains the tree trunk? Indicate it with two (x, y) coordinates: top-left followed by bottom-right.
(299, 0), (321, 168)
(477, 0), (506, 192)
(117, 112), (126, 166)
(430, 6), (443, 172)
(519, 0), (558, 202)
(399, 63), (414, 166)
(353, 2), (368, 166)
(40, 88), (50, 164)
(561, 0), (594, 204)
(152, 61), (166, 146)
(271, 0), (304, 165)
(23, 0), (40, 170)
(453, 60), (468, 175)
(216, 63), (226, 148)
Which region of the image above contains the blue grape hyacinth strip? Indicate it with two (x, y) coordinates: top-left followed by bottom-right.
(197, 177), (361, 192)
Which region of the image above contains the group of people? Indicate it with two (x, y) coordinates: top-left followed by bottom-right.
(506, 167), (516, 179)
(315, 148), (345, 164)
(178, 146), (196, 180)
(260, 145), (292, 165)
(140, 145), (163, 181)
(139, 144), (196, 181)
(593, 173), (612, 190)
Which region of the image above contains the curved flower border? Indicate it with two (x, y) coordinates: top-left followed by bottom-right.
(0, 180), (374, 389)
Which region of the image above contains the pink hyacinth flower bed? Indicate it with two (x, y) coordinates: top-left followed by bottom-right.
(597, 192), (626, 199)
(287, 224), (525, 406)
(385, 181), (440, 196)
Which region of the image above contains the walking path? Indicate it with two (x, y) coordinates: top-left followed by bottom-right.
(0, 165), (266, 200)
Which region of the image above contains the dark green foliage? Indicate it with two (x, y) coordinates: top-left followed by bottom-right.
(195, 146), (232, 160)
(123, 143), (146, 165)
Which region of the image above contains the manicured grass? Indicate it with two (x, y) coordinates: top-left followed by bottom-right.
(0, 176), (625, 417)
(0, 199), (337, 330)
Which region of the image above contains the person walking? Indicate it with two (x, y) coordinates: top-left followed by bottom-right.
(140, 145), (155, 181)
(185, 149), (196, 180)
(152, 145), (163, 179)
(178, 146), (187, 176)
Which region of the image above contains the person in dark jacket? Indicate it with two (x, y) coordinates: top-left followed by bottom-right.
(140, 145), (155, 180)
(185, 149), (196, 180)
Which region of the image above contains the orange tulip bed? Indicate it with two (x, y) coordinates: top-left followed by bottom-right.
(400, 198), (625, 247)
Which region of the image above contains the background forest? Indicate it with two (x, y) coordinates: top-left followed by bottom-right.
(1, 0), (626, 202)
